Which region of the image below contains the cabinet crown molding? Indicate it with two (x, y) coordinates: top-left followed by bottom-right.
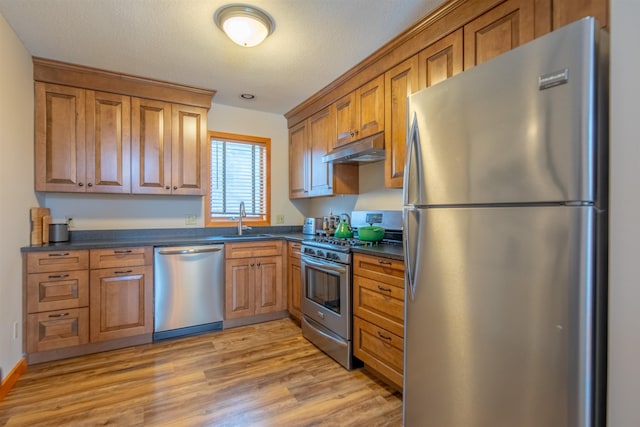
(33, 57), (215, 109)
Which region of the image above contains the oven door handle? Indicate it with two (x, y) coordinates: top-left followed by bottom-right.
(301, 254), (347, 274)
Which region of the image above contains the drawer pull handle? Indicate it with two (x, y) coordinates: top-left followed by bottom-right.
(113, 250), (133, 254)
(48, 252), (70, 257)
(377, 331), (392, 341)
(48, 312), (69, 318)
(114, 270), (133, 274)
(48, 274), (70, 279)
(377, 284), (392, 292)
(377, 259), (392, 265)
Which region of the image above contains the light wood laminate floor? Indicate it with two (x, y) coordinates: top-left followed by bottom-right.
(0, 318), (402, 426)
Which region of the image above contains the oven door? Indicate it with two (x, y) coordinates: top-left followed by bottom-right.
(300, 253), (351, 340)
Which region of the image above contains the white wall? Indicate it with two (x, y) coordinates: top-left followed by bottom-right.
(608, 0), (640, 425)
(43, 104), (306, 229)
(309, 161), (403, 217)
(0, 13), (36, 381)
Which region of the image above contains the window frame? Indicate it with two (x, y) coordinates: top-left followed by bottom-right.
(205, 130), (271, 228)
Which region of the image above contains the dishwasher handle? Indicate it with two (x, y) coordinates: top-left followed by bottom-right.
(157, 246), (223, 255)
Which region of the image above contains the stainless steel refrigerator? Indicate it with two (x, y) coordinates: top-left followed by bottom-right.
(402, 17), (608, 427)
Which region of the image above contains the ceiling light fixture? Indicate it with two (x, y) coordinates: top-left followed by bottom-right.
(214, 4), (274, 47)
(240, 93), (256, 100)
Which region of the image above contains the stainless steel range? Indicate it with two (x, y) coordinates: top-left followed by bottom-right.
(300, 210), (403, 369)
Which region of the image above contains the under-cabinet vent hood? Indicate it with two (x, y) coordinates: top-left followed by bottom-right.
(322, 132), (385, 164)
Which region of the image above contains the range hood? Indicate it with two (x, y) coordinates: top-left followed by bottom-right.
(322, 132), (385, 164)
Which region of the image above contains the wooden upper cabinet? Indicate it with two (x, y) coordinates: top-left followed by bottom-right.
(35, 83), (131, 193)
(35, 82), (86, 192)
(384, 30), (463, 189)
(418, 29), (464, 90)
(308, 105), (336, 196)
(553, 0), (608, 30)
(288, 106), (358, 199)
(85, 91), (131, 193)
(171, 104), (208, 195)
(384, 56), (419, 189)
(464, 0), (535, 70)
(131, 98), (172, 194)
(289, 120), (309, 198)
(335, 75), (384, 146)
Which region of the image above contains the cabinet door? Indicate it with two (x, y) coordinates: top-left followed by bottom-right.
(225, 258), (255, 319)
(308, 106), (336, 196)
(131, 98), (172, 194)
(357, 75), (385, 140)
(335, 91), (357, 146)
(287, 242), (302, 320)
(35, 82), (86, 192)
(418, 29), (463, 90)
(463, 0), (535, 70)
(384, 56), (419, 189)
(254, 255), (284, 315)
(289, 120), (309, 198)
(553, 0), (608, 30)
(89, 265), (153, 342)
(171, 104), (208, 195)
(85, 91), (131, 193)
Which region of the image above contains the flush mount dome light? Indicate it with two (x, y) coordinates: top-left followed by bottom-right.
(214, 4), (274, 47)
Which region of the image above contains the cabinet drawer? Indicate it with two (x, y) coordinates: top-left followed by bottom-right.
(26, 250), (89, 273)
(288, 241), (302, 259)
(353, 253), (405, 288)
(353, 274), (404, 337)
(353, 316), (403, 389)
(26, 307), (89, 353)
(90, 247), (152, 269)
(225, 240), (283, 259)
(26, 270), (89, 313)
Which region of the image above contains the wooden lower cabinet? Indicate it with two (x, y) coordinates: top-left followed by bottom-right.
(352, 253), (405, 389)
(24, 247), (153, 363)
(286, 241), (302, 320)
(27, 308), (89, 353)
(225, 241), (285, 321)
(25, 251), (90, 354)
(89, 264), (153, 342)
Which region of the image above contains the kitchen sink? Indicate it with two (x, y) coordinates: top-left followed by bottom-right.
(222, 234), (273, 239)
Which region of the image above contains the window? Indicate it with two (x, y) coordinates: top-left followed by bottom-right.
(205, 131), (271, 227)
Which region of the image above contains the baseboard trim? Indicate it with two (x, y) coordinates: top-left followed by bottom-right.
(0, 357), (27, 401)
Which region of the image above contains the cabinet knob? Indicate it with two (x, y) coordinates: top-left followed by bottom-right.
(173, 186), (177, 190)
(165, 186), (170, 190)
(87, 183), (93, 187)
(78, 182), (84, 187)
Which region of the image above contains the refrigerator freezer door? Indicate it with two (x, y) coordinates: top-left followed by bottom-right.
(403, 205), (596, 427)
(406, 18), (602, 207)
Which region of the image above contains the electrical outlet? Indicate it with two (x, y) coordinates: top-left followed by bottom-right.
(13, 321), (19, 340)
(276, 214), (285, 224)
(185, 215), (197, 225)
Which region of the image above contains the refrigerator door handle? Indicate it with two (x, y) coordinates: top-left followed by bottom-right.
(403, 206), (418, 300)
(403, 112), (422, 206)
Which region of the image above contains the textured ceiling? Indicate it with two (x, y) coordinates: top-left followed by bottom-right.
(0, 0), (445, 115)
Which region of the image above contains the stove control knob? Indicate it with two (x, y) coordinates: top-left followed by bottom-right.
(317, 250), (325, 258)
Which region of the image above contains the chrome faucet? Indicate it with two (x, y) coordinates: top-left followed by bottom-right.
(238, 201), (251, 235)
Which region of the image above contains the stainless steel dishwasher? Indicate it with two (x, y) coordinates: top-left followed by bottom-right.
(153, 244), (224, 340)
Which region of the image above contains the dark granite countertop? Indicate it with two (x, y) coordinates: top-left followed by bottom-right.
(22, 227), (403, 260)
(351, 244), (404, 261)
